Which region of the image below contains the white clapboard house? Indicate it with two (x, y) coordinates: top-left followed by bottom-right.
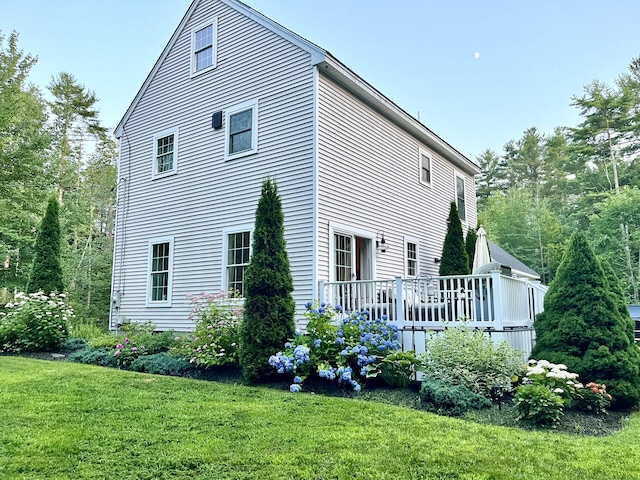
(110, 0), (545, 356)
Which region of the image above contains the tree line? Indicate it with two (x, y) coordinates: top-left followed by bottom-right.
(476, 54), (640, 301)
(0, 31), (116, 325)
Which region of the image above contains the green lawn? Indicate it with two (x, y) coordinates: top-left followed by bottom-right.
(2, 357), (640, 480)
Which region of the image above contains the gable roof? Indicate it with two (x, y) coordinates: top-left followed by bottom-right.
(114, 0), (479, 175)
(487, 240), (540, 280)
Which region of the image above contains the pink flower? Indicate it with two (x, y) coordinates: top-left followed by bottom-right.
(114, 350), (121, 356)
(116, 343), (123, 349)
(124, 338), (130, 344)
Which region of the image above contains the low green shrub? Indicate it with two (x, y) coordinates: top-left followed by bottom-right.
(68, 320), (106, 341)
(62, 338), (88, 353)
(422, 324), (524, 397)
(130, 353), (193, 376)
(0, 292), (73, 353)
(172, 292), (242, 368)
(68, 347), (118, 368)
(514, 383), (564, 426)
(88, 333), (125, 350)
(366, 350), (424, 388)
(420, 378), (491, 416)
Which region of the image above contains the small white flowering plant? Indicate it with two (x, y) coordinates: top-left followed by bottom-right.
(0, 292), (73, 353)
(522, 359), (582, 405)
(173, 292), (242, 368)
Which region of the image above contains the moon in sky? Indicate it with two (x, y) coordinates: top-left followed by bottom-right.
(474, 52), (480, 59)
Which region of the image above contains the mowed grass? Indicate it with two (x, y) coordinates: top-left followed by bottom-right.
(1, 357), (640, 480)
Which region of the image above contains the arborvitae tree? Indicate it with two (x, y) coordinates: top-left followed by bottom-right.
(465, 227), (477, 273)
(531, 232), (640, 409)
(439, 202), (469, 276)
(239, 178), (295, 383)
(27, 197), (64, 294)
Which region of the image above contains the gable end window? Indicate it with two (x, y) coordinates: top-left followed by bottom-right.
(152, 127), (178, 178)
(147, 237), (174, 306)
(455, 174), (467, 222)
(419, 148), (432, 186)
(191, 18), (217, 76)
(224, 100), (259, 160)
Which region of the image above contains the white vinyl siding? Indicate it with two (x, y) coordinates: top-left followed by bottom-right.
(224, 99), (258, 159)
(152, 127), (178, 178)
(317, 74), (477, 282)
(146, 237), (174, 306)
(191, 18), (217, 76)
(111, 0), (316, 330)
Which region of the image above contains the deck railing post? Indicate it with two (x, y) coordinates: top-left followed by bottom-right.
(395, 276), (404, 326)
(319, 281), (326, 306)
(490, 270), (504, 332)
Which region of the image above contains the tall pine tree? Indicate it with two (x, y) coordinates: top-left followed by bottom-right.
(439, 202), (469, 276)
(239, 178), (295, 383)
(27, 197), (63, 294)
(531, 232), (640, 408)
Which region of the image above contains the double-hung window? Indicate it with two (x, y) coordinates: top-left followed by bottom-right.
(191, 18), (217, 76)
(405, 240), (418, 277)
(223, 229), (252, 297)
(225, 99), (258, 159)
(147, 237), (174, 306)
(419, 148), (432, 186)
(152, 127), (178, 178)
(455, 174), (467, 222)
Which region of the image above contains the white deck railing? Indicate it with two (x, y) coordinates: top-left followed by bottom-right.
(319, 271), (547, 330)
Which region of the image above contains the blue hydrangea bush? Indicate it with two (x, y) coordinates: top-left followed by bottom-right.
(269, 301), (401, 392)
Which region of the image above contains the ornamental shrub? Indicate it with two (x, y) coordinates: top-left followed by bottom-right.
(173, 292), (242, 368)
(68, 347), (118, 368)
(130, 353), (193, 376)
(240, 178), (296, 383)
(0, 292), (72, 352)
(572, 382), (612, 415)
(420, 378), (491, 416)
(27, 197), (64, 294)
(366, 350), (424, 388)
(514, 384), (564, 427)
(531, 232), (640, 409)
(465, 227), (477, 273)
(422, 324), (524, 397)
(269, 303), (401, 392)
(439, 201), (469, 276)
(523, 359), (581, 406)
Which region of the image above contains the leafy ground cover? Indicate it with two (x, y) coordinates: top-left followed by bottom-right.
(2, 357), (640, 480)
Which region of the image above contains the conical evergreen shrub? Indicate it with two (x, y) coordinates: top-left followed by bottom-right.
(531, 232), (640, 408)
(439, 202), (469, 276)
(239, 178), (295, 383)
(27, 197), (64, 294)
(465, 227), (477, 273)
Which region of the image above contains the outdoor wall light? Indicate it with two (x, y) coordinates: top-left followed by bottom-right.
(376, 231), (387, 253)
(434, 257), (441, 264)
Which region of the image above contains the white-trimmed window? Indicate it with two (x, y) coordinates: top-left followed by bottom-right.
(419, 148), (432, 186)
(404, 238), (419, 277)
(147, 237), (174, 306)
(152, 127), (178, 178)
(191, 18), (217, 76)
(224, 99), (259, 160)
(455, 174), (467, 222)
(222, 228), (253, 297)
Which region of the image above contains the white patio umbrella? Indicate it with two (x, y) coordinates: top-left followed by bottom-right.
(472, 226), (492, 274)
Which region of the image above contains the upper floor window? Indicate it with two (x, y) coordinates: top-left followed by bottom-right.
(455, 174), (466, 222)
(419, 148), (432, 186)
(147, 237), (174, 306)
(224, 99), (259, 160)
(191, 18), (217, 76)
(152, 127), (178, 179)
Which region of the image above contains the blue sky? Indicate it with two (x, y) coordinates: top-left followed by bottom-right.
(2, 0), (639, 160)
